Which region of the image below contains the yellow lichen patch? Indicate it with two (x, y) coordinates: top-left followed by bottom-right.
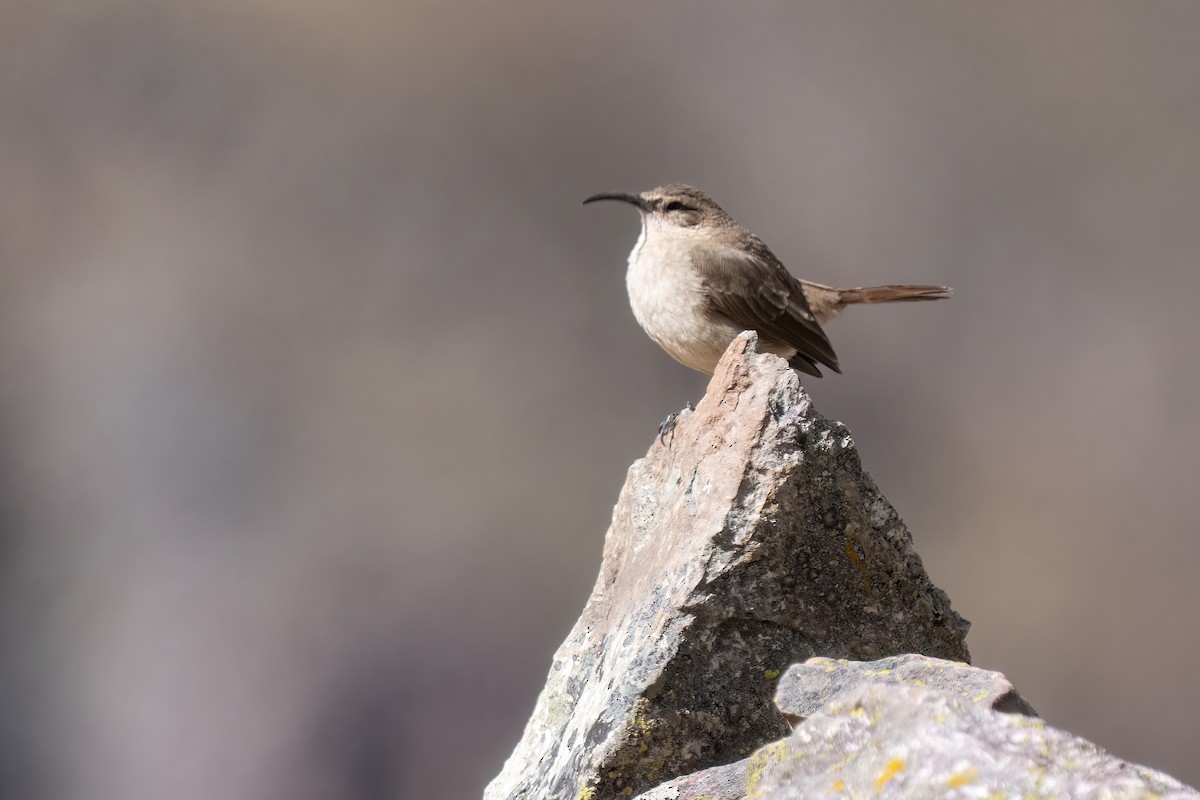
(630, 704), (655, 735)
(946, 766), (979, 787)
(875, 758), (906, 790)
(576, 785), (597, 800)
(908, 679), (927, 687)
(764, 668), (781, 680)
(972, 690), (989, 703)
(745, 740), (795, 798)
(628, 700), (658, 754)
(831, 779), (846, 792)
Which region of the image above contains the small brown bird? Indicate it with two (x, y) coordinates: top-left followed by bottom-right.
(584, 183), (951, 377)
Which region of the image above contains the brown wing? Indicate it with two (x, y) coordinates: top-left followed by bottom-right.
(691, 238), (841, 376)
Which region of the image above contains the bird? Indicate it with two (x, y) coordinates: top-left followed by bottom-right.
(583, 183), (951, 378)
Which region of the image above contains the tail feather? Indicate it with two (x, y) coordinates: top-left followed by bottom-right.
(839, 284), (953, 305)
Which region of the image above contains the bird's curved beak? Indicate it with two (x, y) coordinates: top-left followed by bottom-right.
(583, 191), (650, 211)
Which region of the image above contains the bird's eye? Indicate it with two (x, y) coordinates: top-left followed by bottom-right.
(665, 200), (685, 212)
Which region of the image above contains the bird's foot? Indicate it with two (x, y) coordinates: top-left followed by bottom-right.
(658, 401), (694, 445)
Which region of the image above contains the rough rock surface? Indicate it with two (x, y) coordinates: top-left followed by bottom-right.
(485, 333), (970, 800)
(774, 654), (1037, 724)
(746, 683), (1199, 800)
(637, 654), (1039, 800)
(632, 759), (749, 800)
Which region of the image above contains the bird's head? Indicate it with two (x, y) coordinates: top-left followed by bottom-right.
(583, 184), (733, 232)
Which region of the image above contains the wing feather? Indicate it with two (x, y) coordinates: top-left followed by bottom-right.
(690, 238), (841, 376)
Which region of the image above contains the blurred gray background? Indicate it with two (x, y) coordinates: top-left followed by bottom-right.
(2, 2), (1199, 798)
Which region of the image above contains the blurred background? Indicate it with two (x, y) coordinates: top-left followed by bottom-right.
(2, 2), (1199, 798)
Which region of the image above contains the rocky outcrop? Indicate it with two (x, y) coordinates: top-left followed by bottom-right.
(636, 654), (1040, 800)
(744, 675), (1196, 800)
(485, 333), (969, 800)
(638, 656), (1196, 800)
(485, 332), (1197, 800)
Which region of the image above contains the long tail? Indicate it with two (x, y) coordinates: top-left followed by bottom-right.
(838, 284), (953, 305)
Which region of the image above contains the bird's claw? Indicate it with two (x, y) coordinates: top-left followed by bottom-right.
(658, 401), (694, 445)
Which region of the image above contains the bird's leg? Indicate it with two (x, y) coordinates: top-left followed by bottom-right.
(658, 400), (694, 445)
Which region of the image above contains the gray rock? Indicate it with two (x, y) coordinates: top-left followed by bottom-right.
(485, 332), (970, 800)
(746, 683), (1199, 800)
(631, 759), (748, 800)
(633, 657), (1036, 800)
(632, 654), (1035, 800)
(635, 654), (1196, 800)
(774, 654), (1037, 724)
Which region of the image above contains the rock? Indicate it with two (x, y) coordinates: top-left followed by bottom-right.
(488, 332), (1200, 800)
(485, 332), (970, 800)
(631, 759), (748, 800)
(635, 654), (1196, 800)
(773, 654), (1037, 725)
(633, 654), (1035, 800)
(745, 683), (1199, 800)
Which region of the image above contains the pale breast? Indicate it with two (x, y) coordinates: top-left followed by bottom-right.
(624, 224), (752, 374)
